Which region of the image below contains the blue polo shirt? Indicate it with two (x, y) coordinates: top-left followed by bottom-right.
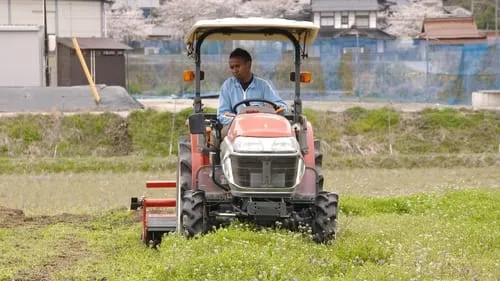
(217, 75), (289, 125)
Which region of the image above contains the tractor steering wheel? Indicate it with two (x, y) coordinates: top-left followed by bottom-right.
(232, 99), (280, 114)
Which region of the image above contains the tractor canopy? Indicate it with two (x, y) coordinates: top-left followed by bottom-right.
(184, 17), (319, 46)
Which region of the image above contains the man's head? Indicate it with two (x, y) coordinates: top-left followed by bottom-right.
(229, 48), (252, 83)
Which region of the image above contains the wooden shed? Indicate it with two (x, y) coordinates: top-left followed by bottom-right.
(56, 37), (132, 87)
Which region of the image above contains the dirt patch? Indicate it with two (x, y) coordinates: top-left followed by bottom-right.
(0, 206), (91, 228)
(11, 238), (93, 281)
(1, 206), (99, 281)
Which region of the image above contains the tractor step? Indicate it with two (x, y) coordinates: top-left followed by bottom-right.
(146, 181), (176, 188)
(146, 214), (177, 232)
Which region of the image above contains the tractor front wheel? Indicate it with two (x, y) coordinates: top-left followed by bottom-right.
(312, 191), (338, 243)
(181, 190), (208, 238)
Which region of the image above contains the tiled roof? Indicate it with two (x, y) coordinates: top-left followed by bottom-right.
(312, 0), (379, 12)
(419, 17), (485, 40)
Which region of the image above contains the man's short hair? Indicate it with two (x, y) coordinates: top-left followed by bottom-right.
(230, 48), (252, 62)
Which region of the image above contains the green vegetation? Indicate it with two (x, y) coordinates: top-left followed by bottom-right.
(444, 0), (499, 30)
(0, 107), (498, 172)
(0, 189), (498, 280)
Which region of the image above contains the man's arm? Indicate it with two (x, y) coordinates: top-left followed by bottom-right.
(217, 81), (234, 125)
(262, 80), (289, 113)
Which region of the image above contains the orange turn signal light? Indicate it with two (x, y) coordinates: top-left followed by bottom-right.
(300, 72), (312, 83)
(183, 70), (195, 82)
(290, 71), (312, 83)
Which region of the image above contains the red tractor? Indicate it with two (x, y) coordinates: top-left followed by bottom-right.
(131, 18), (339, 246)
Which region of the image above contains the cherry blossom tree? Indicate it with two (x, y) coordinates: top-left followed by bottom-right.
(383, 0), (446, 37)
(155, 0), (236, 39)
(156, 0), (310, 39)
(106, 6), (153, 42)
(237, 0), (308, 19)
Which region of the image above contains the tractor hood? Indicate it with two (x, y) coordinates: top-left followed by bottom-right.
(227, 113), (294, 139)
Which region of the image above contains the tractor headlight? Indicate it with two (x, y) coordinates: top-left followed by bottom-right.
(233, 137), (265, 152)
(271, 137), (299, 153)
(233, 137), (299, 153)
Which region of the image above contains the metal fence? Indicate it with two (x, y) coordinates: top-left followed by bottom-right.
(126, 38), (500, 105)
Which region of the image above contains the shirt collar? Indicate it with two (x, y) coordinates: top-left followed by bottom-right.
(233, 75), (256, 89)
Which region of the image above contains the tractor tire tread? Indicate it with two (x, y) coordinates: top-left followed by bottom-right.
(312, 191), (338, 243)
(314, 139), (324, 191)
(181, 190), (208, 238)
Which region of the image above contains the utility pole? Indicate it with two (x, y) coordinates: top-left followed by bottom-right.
(43, 0), (50, 86)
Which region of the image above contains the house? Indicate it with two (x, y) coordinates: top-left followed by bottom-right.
(310, 0), (394, 56)
(0, 0), (135, 88)
(311, 0), (393, 39)
(0, 0), (112, 37)
(417, 16), (486, 44)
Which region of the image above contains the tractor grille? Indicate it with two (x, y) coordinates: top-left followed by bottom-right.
(231, 155), (298, 188)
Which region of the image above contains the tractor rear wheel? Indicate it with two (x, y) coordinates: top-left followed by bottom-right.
(181, 190), (208, 238)
(314, 139), (324, 192)
(312, 191), (338, 243)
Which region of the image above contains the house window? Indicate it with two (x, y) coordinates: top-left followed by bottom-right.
(341, 15), (349, 25)
(355, 14), (369, 28)
(320, 12), (334, 26)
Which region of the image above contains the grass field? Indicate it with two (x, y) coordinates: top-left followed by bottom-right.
(1, 73), (499, 280)
(0, 167), (498, 215)
(0, 168), (499, 281)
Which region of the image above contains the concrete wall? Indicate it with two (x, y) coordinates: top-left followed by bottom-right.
(3, 0), (104, 37)
(472, 91), (500, 109)
(58, 1), (103, 37)
(0, 26), (44, 87)
(0, 0), (10, 24)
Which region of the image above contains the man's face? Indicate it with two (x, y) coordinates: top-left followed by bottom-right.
(229, 57), (251, 82)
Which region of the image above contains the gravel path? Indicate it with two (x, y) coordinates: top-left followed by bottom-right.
(1, 84), (495, 117)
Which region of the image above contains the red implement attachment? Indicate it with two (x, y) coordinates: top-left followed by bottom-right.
(130, 180), (178, 246)
(145, 181), (177, 188)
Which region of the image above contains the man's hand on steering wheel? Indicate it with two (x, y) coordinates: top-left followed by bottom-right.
(231, 98), (285, 115)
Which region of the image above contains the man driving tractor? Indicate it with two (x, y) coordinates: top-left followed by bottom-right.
(217, 48), (289, 137)
(132, 18), (338, 245)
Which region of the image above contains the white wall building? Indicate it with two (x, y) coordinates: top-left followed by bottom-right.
(0, 0), (111, 37)
(0, 0), (114, 87)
